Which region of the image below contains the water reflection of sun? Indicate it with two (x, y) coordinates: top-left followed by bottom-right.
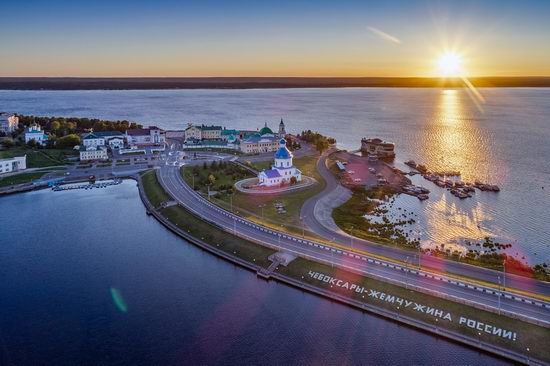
(415, 89), (501, 249)
(423, 89), (488, 182)
(427, 90), (468, 175)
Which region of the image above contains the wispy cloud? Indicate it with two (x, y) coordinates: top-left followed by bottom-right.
(367, 26), (401, 44)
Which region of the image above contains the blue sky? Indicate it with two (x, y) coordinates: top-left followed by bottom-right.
(1, 0), (549, 76)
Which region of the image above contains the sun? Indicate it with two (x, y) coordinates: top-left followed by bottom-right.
(437, 52), (463, 77)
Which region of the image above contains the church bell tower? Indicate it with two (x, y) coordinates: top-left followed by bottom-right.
(278, 118), (286, 137)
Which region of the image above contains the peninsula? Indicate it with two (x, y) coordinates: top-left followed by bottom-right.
(2, 114), (549, 365)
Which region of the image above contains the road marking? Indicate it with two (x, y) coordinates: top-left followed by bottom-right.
(157, 166), (550, 320)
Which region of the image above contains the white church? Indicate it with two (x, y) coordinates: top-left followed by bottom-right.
(258, 138), (302, 187)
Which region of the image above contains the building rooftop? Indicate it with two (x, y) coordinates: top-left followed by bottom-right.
(362, 137), (395, 147)
(126, 129), (149, 136)
(274, 139), (292, 159)
(94, 131), (124, 137)
(242, 133), (279, 144)
(79, 145), (106, 152)
(201, 125), (222, 131)
(259, 123), (274, 136)
(25, 125), (43, 133)
(126, 126), (163, 136)
(0, 155), (26, 162)
(263, 169), (281, 178)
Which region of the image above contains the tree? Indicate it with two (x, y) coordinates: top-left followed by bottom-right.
(210, 160), (217, 170)
(208, 174), (216, 185)
(56, 134), (80, 149)
(2, 138), (15, 148)
(315, 139), (329, 154)
(46, 135), (58, 149)
(27, 139), (38, 148)
(203, 162), (208, 170)
(50, 120), (61, 131)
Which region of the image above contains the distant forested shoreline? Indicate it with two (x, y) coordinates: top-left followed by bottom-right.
(0, 77), (549, 90)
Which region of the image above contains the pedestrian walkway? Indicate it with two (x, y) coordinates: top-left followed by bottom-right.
(257, 252), (296, 278)
(235, 176), (317, 194)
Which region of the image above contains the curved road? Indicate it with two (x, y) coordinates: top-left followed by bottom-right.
(157, 150), (550, 323)
(301, 151), (550, 297)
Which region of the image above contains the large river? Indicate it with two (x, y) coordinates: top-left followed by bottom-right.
(0, 181), (507, 365)
(1, 88), (549, 264)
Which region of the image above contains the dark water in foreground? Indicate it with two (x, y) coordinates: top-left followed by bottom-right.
(0, 181), (507, 365)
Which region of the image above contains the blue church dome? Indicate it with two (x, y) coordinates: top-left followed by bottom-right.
(274, 138), (292, 159)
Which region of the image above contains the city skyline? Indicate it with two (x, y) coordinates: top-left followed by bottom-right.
(1, 0), (549, 77)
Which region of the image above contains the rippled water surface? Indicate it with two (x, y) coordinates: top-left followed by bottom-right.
(0, 181), (507, 365)
(1, 88), (549, 263)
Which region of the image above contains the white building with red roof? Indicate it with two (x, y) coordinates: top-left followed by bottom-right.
(125, 126), (166, 147)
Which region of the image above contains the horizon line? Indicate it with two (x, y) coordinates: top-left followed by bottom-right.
(2, 76), (549, 90)
(2, 76), (550, 79)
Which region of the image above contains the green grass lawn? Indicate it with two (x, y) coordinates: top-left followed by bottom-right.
(224, 155), (323, 227)
(278, 258), (550, 363)
(332, 185), (413, 247)
(160, 205), (275, 267)
(0, 148), (78, 168)
(141, 170), (171, 208)
(184, 155), (326, 238)
(182, 161), (253, 193)
(0, 172), (45, 187)
(140, 166), (274, 267)
(247, 160), (272, 171)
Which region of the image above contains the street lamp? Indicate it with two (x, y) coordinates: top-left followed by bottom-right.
(497, 275), (502, 315)
(350, 225), (354, 250)
(258, 204), (265, 220)
(404, 256), (410, 290)
(503, 258), (507, 290)
(330, 237), (335, 268)
(414, 228), (423, 270)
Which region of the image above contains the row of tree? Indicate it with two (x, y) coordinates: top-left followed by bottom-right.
(1, 115), (143, 150)
(1, 134), (81, 150)
(16, 115), (143, 137)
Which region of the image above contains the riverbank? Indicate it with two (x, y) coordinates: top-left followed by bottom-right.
(2, 76), (550, 90)
(137, 168), (550, 365)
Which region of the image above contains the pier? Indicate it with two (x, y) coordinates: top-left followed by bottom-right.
(52, 179), (122, 192)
